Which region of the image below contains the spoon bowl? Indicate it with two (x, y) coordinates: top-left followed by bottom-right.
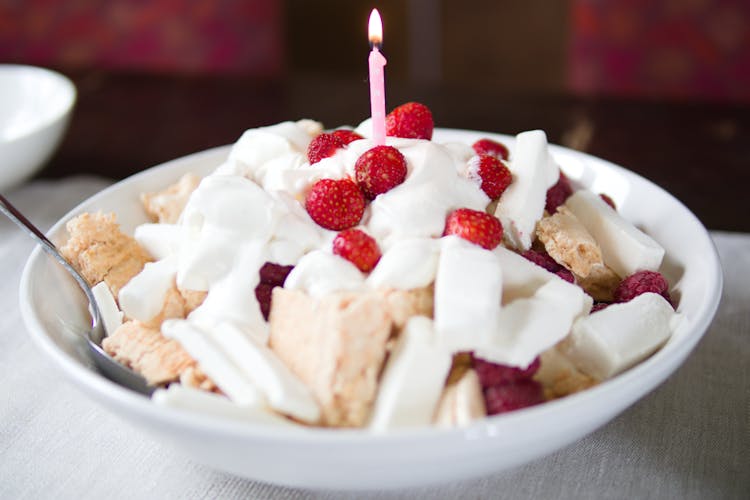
(0, 193), (152, 395)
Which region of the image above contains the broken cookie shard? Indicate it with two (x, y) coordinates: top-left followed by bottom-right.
(60, 212), (152, 299)
(536, 206), (603, 278)
(102, 320), (197, 386)
(141, 173), (201, 224)
(269, 288), (392, 427)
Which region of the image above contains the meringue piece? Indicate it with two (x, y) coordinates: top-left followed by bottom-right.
(187, 241), (268, 344)
(560, 293), (680, 380)
(118, 256), (177, 323)
(494, 130), (559, 251)
(434, 236), (502, 352)
(366, 237), (441, 290)
(92, 281), (123, 335)
(369, 317), (452, 431)
(564, 190), (665, 277)
(134, 223), (181, 260)
(474, 279), (591, 368)
(152, 384), (299, 427)
(433, 369), (486, 428)
(283, 250), (365, 299)
(162, 319), (265, 407)
(204, 322), (320, 423)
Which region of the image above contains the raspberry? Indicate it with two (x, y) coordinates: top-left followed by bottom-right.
(591, 302), (610, 313)
(305, 178), (366, 230)
(354, 145), (408, 199)
(484, 380), (544, 415)
(469, 154), (513, 200)
(332, 228), (382, 272)
(521, 249), (574, 283)
(331, 129), (364, 145)
(600, 193), (616, 210)
(259, 262), (294, 286)
(545, 172), (573, 213)
(472, 138), (509, 160)
(254, 283), (274, 321)
(307, 133), (345, 164)
(613, 270), (672, 305)
(473, 356), (540, 387)
(385, 102), (434, 140)
(443, 208), (504, 250)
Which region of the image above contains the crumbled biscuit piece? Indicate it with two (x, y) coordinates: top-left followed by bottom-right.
(102, 320), (198, 386)
(378, 285), (434, 331)
(141, 173), (201, 224)
(533, 345), (598, 399)
(60, 212), (152, 298)
(576, 265), (621, 302)
(178, 287), (207, 314)
(268, 288), (392, 427)
(536, 206), (603, 278)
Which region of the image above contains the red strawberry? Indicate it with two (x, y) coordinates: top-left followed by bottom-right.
(354, 145), (408, 199)
(332, 228), (382, 272)
(385, 102), (434, 140)
(472, 138), (509, 160)
(471, 154), (513, 200)
(305, 178), (366, 230)
(331, 129), (364, 145)
(443, 208), (504, 250)
(307, 132), (345, 164)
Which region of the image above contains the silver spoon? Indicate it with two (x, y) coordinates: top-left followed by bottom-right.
(1, 193), (153, 396)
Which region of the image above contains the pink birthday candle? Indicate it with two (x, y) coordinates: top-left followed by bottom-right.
(368, 9), (387, 145)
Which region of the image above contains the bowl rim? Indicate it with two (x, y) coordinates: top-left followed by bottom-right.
(19, 130), (723, 446)
(0, 64), (77, 142)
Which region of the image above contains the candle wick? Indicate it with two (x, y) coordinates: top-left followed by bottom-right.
(369, 41), (382, 51)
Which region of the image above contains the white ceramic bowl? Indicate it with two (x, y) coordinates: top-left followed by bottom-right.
(0, 65), (76, 190)
(19, 129), (722, 490)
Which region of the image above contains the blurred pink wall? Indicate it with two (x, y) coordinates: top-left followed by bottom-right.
(0, 0), (283, 76)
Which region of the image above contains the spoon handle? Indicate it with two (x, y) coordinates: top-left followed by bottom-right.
(0, 193), (104, 343)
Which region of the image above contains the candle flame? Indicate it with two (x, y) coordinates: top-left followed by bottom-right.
(368, 9), (383, 46)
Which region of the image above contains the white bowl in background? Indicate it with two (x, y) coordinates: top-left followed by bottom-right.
(19, 129), (722, 489)
(0, 64), (76, 190)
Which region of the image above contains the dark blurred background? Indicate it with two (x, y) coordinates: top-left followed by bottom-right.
(1, 0), (748, 231)
(2, 0), (748, 101)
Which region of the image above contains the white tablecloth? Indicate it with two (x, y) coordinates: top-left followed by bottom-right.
(1, 178), (747, 499)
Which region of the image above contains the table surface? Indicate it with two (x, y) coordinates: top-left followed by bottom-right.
(37, 70), (750, 232)
(3, 72), (749, 498)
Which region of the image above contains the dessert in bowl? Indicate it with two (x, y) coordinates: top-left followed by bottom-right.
(19, 104), (721, 489)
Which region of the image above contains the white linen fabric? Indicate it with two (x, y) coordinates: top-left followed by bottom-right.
(0, 178), (747, 499)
